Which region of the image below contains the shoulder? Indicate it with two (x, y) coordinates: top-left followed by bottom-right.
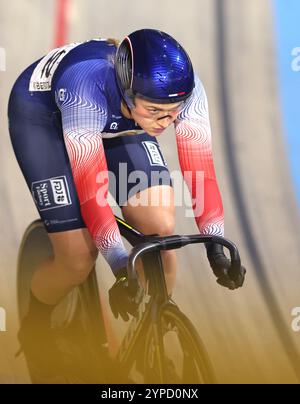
(55, 59), (112, 89)
(189, 75), (208, 106)
(54, 60), (116, 111)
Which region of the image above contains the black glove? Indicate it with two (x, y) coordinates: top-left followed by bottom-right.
(108, 268), (138, 321)
(206, 243), (246, 290)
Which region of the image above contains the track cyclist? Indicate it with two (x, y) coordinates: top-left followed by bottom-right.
(8, 29), (246, 377)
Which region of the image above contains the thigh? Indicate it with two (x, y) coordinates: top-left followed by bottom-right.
(8, 93), (85, 234)
(102, 132), (172, 207)
(122, 185), (175, 236)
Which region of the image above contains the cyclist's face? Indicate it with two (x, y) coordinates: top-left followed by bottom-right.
(130, 98), (184, 136)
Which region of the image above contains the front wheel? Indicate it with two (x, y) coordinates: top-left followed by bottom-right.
(143, 303), (217, 384)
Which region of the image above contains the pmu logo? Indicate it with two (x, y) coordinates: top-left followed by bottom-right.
(0, 307), (6, 332)
(0, 47), (6, 72)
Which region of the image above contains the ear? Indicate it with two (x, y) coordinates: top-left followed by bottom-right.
(124, 95), (136, 110)
(121, 100), (133, 118)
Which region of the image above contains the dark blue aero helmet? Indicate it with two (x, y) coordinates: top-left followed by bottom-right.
(115, 29), (195, 107)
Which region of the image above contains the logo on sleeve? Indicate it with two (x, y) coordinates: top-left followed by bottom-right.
(58, 88), (67, 101)
(110, 122), (119, 130)
(31, 176), (72, 211)
(142, 141), (167, 167)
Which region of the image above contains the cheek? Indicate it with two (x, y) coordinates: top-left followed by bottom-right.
(133, 115), (151, 128)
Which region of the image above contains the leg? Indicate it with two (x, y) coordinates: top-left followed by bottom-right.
(8, 93), (97, 308)
(31, 228), (98, 305)
(122, 185), (176, 295)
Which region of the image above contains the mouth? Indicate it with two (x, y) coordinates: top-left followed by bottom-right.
(152, 128), (165, 134)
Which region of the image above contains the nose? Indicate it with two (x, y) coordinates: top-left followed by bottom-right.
(157, 115), (174, 128)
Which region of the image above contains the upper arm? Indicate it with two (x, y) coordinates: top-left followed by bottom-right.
(54, 61), (109, 200)
(175, 76), (224, 235)
(176, 75), (211, 129)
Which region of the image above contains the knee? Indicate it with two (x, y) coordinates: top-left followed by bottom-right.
(157, 217), (175, 236)
(147, 212), (175, 236)
(56, 250), (98, 286)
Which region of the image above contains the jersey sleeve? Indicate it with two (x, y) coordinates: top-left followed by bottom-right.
(54, 61), (128, 272)
(175, 76), (224, 236)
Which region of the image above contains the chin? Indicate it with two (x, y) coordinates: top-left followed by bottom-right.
(142, 129), (155, 136)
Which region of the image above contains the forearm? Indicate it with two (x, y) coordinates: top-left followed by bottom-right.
(64, 131), (128, 273)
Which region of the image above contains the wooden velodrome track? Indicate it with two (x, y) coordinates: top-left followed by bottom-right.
(0, 0), (299, 383)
